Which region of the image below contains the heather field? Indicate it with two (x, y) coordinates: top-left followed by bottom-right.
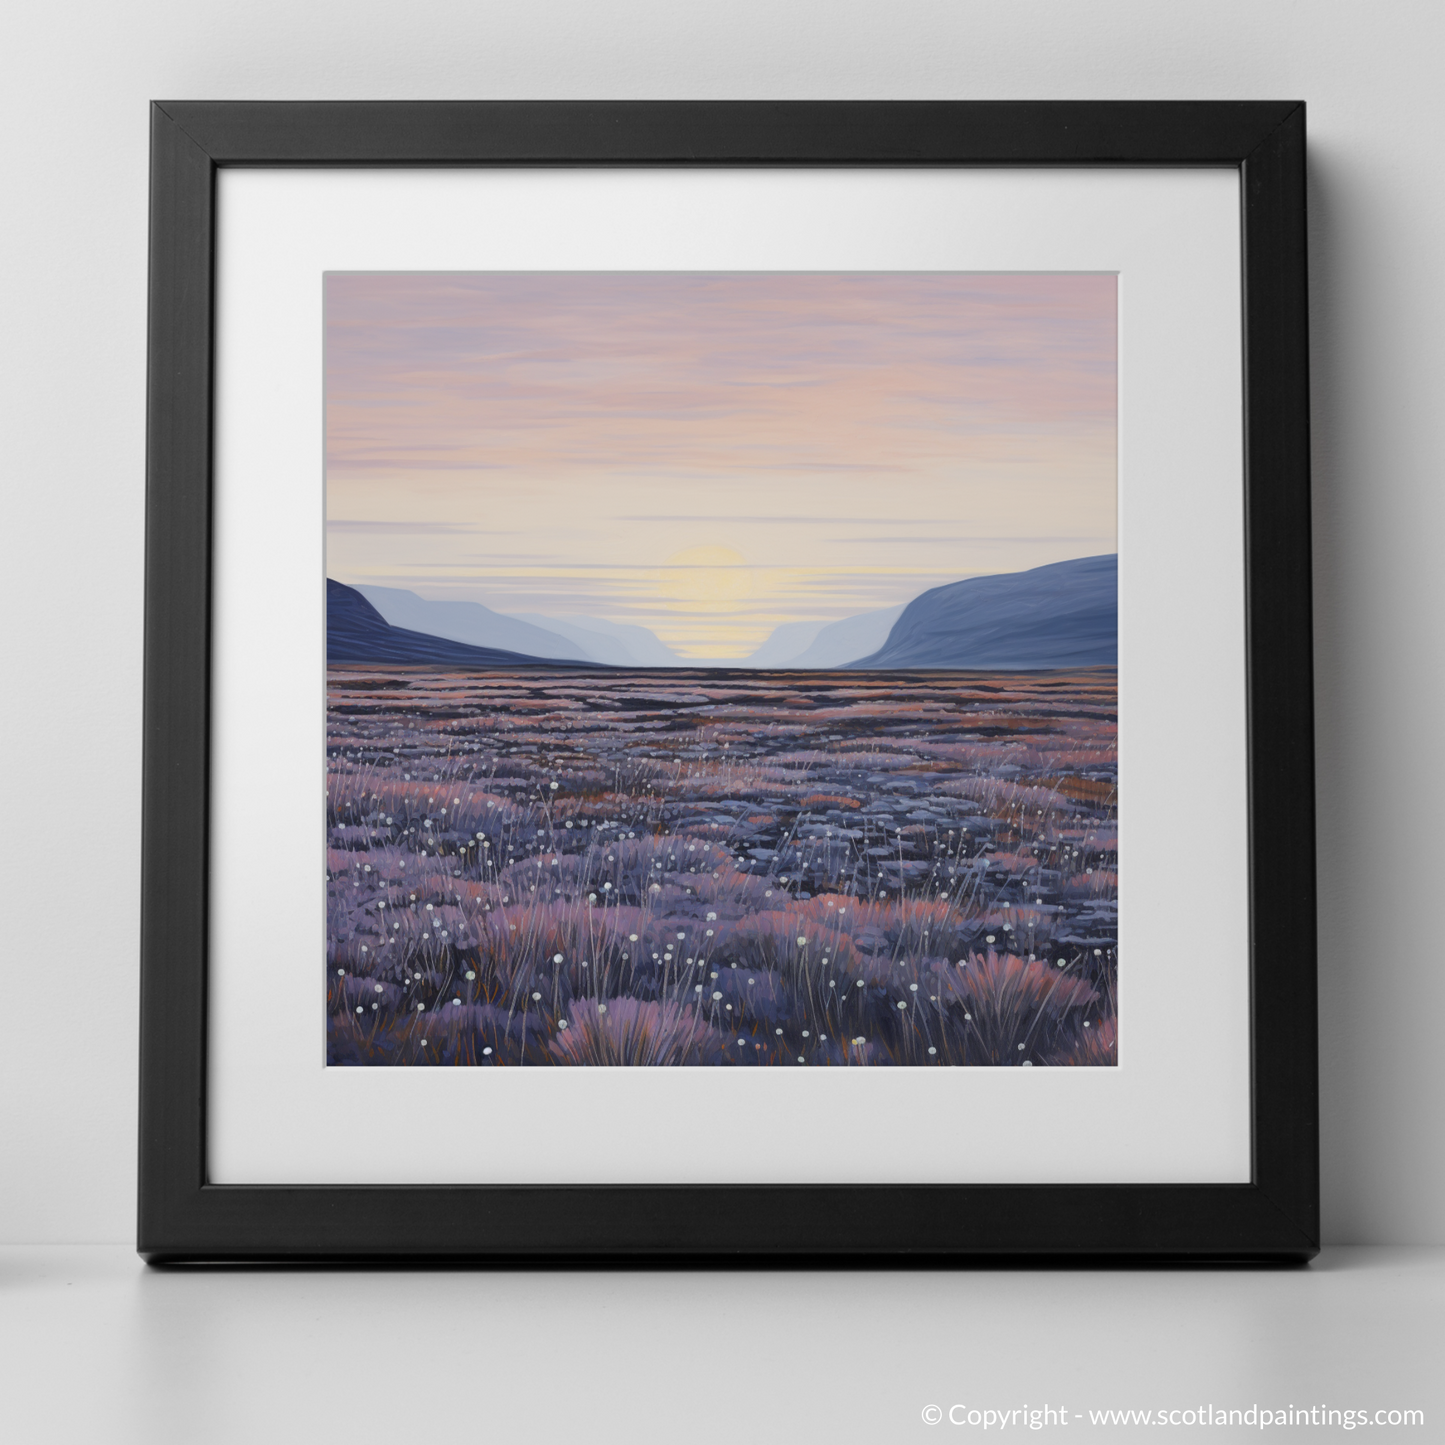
(326, 669), (1117, 1067)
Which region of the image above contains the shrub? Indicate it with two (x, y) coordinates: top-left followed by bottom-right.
(937, 950), (1098, 1065)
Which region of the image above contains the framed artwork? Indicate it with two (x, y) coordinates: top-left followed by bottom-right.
(140, 101), (1317, 1261)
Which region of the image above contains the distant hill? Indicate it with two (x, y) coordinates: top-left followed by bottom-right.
(847, 555), (1117, 670)
(738, 604), (907, 669)
(327, 580), (597, 667)
(740, 620), (829, 668)
(784, 603), (907, 668)
(514, 613), (685, 667)
(355, 585), (587, 662)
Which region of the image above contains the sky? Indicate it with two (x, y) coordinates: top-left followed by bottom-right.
(325, 272), (1116, 660)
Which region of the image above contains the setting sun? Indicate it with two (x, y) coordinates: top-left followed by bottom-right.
(658, 546), (755, 609)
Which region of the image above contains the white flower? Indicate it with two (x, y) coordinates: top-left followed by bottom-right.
(712, 991), (723, 1000)
(465, 970), (476, 980)
(452, 999), (461, 1007)
(909, 983), (918, 992)
(796, 936), (807, 946)
(482, 1046), (492, 1055)
(532, 992), (542, 1000)
(928, 1046), (937, 1055)
(695, 985), (703, 992)
(553, 953), (563, 964)
(549, 782), (559, 790)
(374, 984), (383, 992)
(336, 969), (345, 976)
(897, 1001), (907, 1010)
(629, 933), (638, 942)
(558, 1020), (569, 1030)
(856, 980), (865, 989)
(986, 934), (995, 943)
(355, 1006), (363, 1014)
(1022, 1060), (1033, 1068)
(417, 1003), (425, 1011)
(597, 1004), (607, 1014)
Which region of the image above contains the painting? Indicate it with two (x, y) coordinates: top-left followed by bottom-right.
(324, 272), (1118, 1068)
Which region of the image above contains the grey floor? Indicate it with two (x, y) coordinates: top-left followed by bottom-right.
(1, 1247), (1439, 1442)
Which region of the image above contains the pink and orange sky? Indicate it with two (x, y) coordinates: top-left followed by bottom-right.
(325, 272), (1116, 659)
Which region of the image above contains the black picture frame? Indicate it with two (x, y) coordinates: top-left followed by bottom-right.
(140, 100), (1316, 1263)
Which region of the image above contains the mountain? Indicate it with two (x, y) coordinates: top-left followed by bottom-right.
(846, 555), (1117, 670)
(515, 613), (685, 668)
(327, 580), (595, 667)
(740, 620), (828, 668)
(336, 559), (1114, 672)
(355, 585), (587, 662)
(735, 604), (907, 668)
(783, 603), (907, 668)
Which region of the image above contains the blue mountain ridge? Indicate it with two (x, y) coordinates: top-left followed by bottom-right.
(354, 585), (590, 662)
(847, 554), (1117, 670)
(327, 579), (603, 668)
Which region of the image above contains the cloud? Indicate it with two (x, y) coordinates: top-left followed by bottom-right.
(326, 520), (496, 535)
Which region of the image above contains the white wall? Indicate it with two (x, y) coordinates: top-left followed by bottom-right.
(1, 0), (1440, 1245)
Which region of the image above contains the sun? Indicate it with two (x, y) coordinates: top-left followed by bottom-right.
(659, 545), (754, 609)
